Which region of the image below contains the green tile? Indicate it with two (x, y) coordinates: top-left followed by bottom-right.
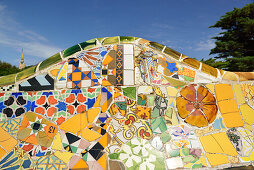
(103, 36), (119, 45)
(163, 47), (181, 60)
(151, 117), (167, 134)
(63, 44), (81, 58)
(96, 37), (104, 44)
(119, 36), (137, 43)
(80, 38), (97, 50)
(16, 65), (37, 81)
(169, 149), (180, 157)
(39, 52), (62, 71)
(122, 87), (136, 100)
(0, 73), (16, 86)
(160, 132), (171, 143)
(149, 42), (164, 51)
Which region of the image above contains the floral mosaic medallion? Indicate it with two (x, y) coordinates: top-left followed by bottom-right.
(0, 36), (254, 169)
(109, 138), (165, 170)
(176, 84), (218, 127)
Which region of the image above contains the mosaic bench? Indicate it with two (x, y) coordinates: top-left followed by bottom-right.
(0, 36), (253, 169)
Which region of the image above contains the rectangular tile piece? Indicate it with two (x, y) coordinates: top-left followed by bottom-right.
(124, 55), (134, 70)
(123, 44), (133, 55)
(116, 45), (124, 86)
(123, 70), (134, 85)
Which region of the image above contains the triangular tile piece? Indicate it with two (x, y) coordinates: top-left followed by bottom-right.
(81, 128), (102, 142)
(97, 153), (108, 170)
(51, 133), (63, 151)
(66, 132), (81, 144)
(59, 113), (88, 134)
(59, 77), (66, 81)
(122, 87), (136, 100)
(54, 151), (74, 163)
(73, 158), (89, 169)
(87, 108), (100, 123)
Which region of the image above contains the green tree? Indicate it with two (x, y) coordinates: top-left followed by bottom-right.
(200, 58), (230, 70)
(209, 3), (254, 72)
(0, 61), (20, 76)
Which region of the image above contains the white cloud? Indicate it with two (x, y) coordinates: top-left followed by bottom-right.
(195, 39), (215, 51)
(18, 30), (48, 42)
(0, 3), (62, 61)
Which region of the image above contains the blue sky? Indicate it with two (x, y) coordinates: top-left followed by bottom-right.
(0, 0), (252, 66)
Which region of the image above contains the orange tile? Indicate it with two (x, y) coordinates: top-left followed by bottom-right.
(72, 72), (82, 81)
(199, 134), (224, 154)
(218, 99), (239, 114)
(205, 153), (229, 167)
(59, 112), (88, 134)
(215, 84), (234, 101)
(200, 132), (238, 156)
(0, 147), (7, 160)
(221, 112), (244, 128)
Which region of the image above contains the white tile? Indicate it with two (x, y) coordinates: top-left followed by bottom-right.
(138, 86), (153, 94)
(124, 54), (134, 70)
(66, 81), (72, 88)
(81, 80), (91, 87)
(166, 157), (183, 169)
(124, 70), (134, 85)
(123, 44), (133, 55)
(56, 82), (66, 89)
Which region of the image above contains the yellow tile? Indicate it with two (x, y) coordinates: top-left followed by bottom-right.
(171, 109), (179, 125)
(221, 112), (244, 128)
(250, 151), (254, 161)
(51, 133), (63, 151)
(199, 134), (224, 154)
(200, 155), (208, 167)
(213, 132), (238, 156)
(240, 156), (250, 162)
(244, 124), (253, 132)
(233, 84), (245, 104)
(0, 127), (17, 152)
(240, 104), (254, 125)
(218, 99), (239, 114)
(166, 86), (178, 97)
(54, 151), (74, 163)
(215, 84), (234, 101)
(222, 72), (238, 81)
(205, 153), (229, 167)
(59, 113), (88, 134)
(200, 132), (238, 156)
(206, 84), (215, 94)
(87, 108), (100, 123)
(81, 128), (102, 142)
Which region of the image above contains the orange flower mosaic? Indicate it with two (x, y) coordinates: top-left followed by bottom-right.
(176, 84), (218, 127)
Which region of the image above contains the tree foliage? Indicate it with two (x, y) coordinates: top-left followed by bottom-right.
(0, 61), (20, 76)
(208, 3), (254, 72)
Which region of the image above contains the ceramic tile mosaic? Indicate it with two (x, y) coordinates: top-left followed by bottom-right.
(0, 36), (254, 169)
